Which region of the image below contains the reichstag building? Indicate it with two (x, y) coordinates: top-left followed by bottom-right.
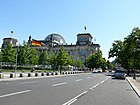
(27, 32), (100, 63)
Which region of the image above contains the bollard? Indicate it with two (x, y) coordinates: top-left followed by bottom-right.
(51, 72), (54, 75)
(46, 72), (49, 76)
(41, 72), (44, 76)
(19, 73), (23, 77)
(10, 73), (14, 78)
(35, 72), (38, 77)
(55, 72), (58, 75)
(28, 73), (31, 77)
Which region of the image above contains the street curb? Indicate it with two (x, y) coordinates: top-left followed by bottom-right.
(126, 77), (140, 98)
(0, 73), (90, 82)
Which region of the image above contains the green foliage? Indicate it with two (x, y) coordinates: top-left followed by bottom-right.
(48, 52), (59, 70)
(38, 51), (48, 65)
(109, 27), (140, 69)
(17, 44), (29, 64)
(108, 40), (123, 58)
(67, 56), (75, 66)
(85, 50), (106, 69)
(28, 48), (39, 65)
(1, 44), (16, 63)
(75, 58), (83, 69)
(0, 51), (2, 62)
(57, 47), (69, 70)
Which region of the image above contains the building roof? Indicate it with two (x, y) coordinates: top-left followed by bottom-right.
(77, 33), (93, 38)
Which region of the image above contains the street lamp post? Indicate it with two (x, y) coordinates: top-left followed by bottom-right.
(133, 37), (140, 79)
(15, 46), (18, 78)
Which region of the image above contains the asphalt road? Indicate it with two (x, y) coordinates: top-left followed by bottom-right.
(0, 73), (139, 105)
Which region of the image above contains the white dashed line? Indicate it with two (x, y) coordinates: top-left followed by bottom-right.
(0, 90), (31, 98)
(90, 83), (100, 90)
(51, 78), (62, 80)
(52, 82), (67, 87)
(75, 79), (82, 82)
(63, 91), (88, 105)
(20, 81), (38, 84)
(87, 77), (91, 79)
(62, 77), (110, 105)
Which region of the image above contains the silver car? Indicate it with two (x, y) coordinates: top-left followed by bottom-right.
(114, 70), (126, 79)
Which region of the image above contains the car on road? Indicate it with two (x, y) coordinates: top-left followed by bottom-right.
(92, 68), (102, 73)
(114, 69), (126, 79)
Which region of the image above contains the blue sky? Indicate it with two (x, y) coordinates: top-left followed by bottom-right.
(0, 0), (140, 61)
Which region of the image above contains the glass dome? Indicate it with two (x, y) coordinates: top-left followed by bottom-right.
(44, 33), (66, 45)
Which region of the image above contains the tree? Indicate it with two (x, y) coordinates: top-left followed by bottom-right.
(108, 27), (140, 76)
(108, 40), (123, 60)
(38, 51), (48, 65)
(75, 58), (83, 69)
(0, 51), (2, 62)
(57, 47), (69, 73)
(1, 44), (16, 63)
(67, 56), (75, 66)
(48, 52), (59, 70)
(85, 51), (105, 69)
(28, 48), (39, 65)
(17, 44), (29, 65)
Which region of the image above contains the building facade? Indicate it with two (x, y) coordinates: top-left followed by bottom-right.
(2, 38), (18, 48)
(28, 32), (100, 63)
(1, 31), (100, 64)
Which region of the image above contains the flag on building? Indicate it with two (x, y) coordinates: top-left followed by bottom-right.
(31, 39), (43, 47)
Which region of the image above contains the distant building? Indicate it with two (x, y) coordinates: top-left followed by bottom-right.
(28, 32), (100, 63)
(1, 30), (100, 64)
(2, 38), (18, 48)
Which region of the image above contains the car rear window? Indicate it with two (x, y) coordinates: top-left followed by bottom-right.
(116, 70), (125, 73)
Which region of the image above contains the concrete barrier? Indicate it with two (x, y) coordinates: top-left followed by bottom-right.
(0, 73), (3, 79)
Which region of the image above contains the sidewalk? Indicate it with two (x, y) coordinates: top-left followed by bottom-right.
(0, 71), (85, 81)
(126, 77), (140, 98)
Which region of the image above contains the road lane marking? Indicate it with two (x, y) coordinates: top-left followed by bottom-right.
(63, 91), (88, 105)
(52, 82), (67, 87)
(75, 79), (82, 82)
(0, 90), (31, 98)
(90, 77), (110, 90)
(20, 81), (38, 84)
(100, 80), (105, 84)
(90, 83), (100, 90)
(63, 77), (110, 105)
(87, 77), (91, 79)
(51, 78), (62, 80)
